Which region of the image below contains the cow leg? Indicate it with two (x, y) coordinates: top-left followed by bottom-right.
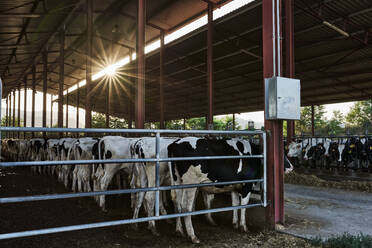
(144, 191), (159, 236)
(72, 169), (78, 192)
(231, 191), (239, 230)
(239, 192), (251, 233)
(202, 192), (216, 226)
(182, 188), (199, 244)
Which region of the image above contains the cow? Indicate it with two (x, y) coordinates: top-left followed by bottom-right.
(341, 137), (362, 169)
(71, 137), (98, 192)
(167, 137), (261, 243)
(57, 138), (77, 188)
(130, 137), (178, 235)
(92, 136), (139, 211)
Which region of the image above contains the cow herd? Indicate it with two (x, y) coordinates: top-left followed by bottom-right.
(287, 137), (372, 171)
(1, 135), (294, 243)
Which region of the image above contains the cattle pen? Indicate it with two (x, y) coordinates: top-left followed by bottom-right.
(1, 0), (372, 246)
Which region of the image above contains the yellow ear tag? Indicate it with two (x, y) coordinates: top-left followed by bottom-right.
(349, 144), (355, 148)
(370, 146), (372, 150)
(349, 150), (352, 154)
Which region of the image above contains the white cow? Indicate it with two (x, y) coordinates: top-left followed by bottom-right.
(93, 136), (139, 211)
(71, 137), (98, 192)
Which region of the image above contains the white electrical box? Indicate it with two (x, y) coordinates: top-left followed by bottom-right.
(265, 76), (301, 120)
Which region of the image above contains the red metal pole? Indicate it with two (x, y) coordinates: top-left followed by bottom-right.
(311, 104), (315, 136)
(58, 29), (64, 131)
(159, 31), (165, 129)
(76, 82), (80, 129)
(31, 65), (36, 138)
(12, 90), (15, 138)
(207, 2), (214, 130)
(24, 75), (27, 138)
(43, 49), (48, 137)
(128, 49), (134, 129)
(17, 83), (21, 138)
(285, 0), (295, 143)
(105, 81), (111, 128)
(262, 0), (284, 228)
(5, 96), (8, 128)
(85, 0), (93, 128)
(136, 0), (145, 129)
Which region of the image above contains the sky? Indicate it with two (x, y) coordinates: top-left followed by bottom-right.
(0, 0), (358, 128)
(237, 102), (356, 124)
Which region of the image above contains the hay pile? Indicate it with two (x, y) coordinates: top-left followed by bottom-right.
(285, 172), (372, 193)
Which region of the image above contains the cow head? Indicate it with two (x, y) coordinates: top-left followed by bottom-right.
(287, 142), (302, 158)
(313, 143), (326, 160)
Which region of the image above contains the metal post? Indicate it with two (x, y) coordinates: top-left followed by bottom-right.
(311, 104), (315, 136)
(58, 28), (64, 133)
(285, 0), (295, 144)
(207, 2), (214, 130)
(43, 49), (48, 137)
(128, 49), (134, 129)
(155, 132), (160, 216)
(23, 75), (27, 138)
(85, 0), (93, 128)
(66, 89), (69, 131)
(135, 0), (146, 129)
(76, 82), (80, 129)
(17, 83), (21, 138)
(5, 96), (8, 134)
(50, 95), (53, 128)
(262, 0), (284, 227)
(183, 118), (186, 130)
(233, 113), (235, 130)
(105, 82), (110, 128)
(12, 90), (16, 138)
(31, 65), (36, 138)
(159, 31), (165, 129)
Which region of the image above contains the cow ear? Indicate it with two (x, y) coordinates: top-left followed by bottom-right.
(297, 144), (301, 148)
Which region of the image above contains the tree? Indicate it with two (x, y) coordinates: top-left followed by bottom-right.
(346, 100), (372, 132)
(296, 105), (327, 135)
(92, 113), (127, 129)
(327, 110), (344, 136)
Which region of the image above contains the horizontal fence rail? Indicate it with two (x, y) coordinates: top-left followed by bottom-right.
(0, 123), (267, 240)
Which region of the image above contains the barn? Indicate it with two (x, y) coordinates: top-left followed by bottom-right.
(0, 0), (371, 246)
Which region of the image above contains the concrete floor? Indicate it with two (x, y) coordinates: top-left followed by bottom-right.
(283, 184), (372, 239)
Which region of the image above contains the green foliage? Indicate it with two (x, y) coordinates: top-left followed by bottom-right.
(326, 110), (344, 136)
(92, 113), (127, 129)
(310, 233), (372, 248)
(296, 105), (326, 135)
(346, 100), (372, 131)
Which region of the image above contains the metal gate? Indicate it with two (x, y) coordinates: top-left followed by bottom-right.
(0, 84), (267, 240)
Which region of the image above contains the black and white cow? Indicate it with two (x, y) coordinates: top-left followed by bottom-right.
(167, 137), (261, 243)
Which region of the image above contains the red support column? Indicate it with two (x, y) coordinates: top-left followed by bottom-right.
(207, 2), (214, 130)
(85, 0), (93, 128)
(43, 49), (48, 137)
(58, 29), (64, 131)
(17, 83), (21, 138)
(50, 95), (53, 127)
(128, 49), (134, 129)
(12, 90), (15, 138)
(31, 65), (36, 138)
(285, 0), (295, 143)
(5, 96), (8, 128)
(105, 82), (110, 128)
(159, 31), (165, 129)
(23, 75), (27, 138)
(76, 82), (80, 129)
(135, 0), (146, 129)
(311, 105), (315, 136)
(262, 0), (284, 228)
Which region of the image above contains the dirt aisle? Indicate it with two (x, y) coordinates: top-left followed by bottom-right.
(0, 167), (315, 248)
(284, 183), (372, 239)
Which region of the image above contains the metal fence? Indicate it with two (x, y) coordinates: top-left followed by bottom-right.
(0, 125), (267, 238)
